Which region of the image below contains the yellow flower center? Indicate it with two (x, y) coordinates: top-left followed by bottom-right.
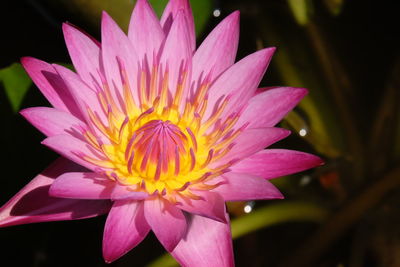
(78, 62), (243, 200)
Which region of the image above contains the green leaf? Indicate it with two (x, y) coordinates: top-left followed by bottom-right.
(146, 201), (329, 267)
(190, 0), (213, 36)
(287, 0), (313, 26)
(0, 63), (32, 112)
(149, 0), (213, 36)
(323, 0), (344, 16)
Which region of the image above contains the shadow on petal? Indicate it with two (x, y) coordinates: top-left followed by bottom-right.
(10, 185), (111, 219)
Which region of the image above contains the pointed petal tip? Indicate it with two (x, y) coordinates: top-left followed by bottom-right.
(292, 87), (308, 96)
(61, 22), (69, 31)
(228, 10), (240, 22)
(62, 22), (78, 35)
(133, 0), (152, 13)
(103, 253), (119, 264)
(101, 11), (113, 25)
(287, 86), (309, 103)
(20, 56), (42, 70)
(19, 107), (31, 118)
(20, 56), (32, 65)
(301, 152), (325, 168)
(315, 156), (325, 166)
(281, 128), (292, 138)
(275, 191), (285, 200)
(219, 10), (240, 31)
(101, 10), (109, 18)
(40, 138), (50, 146)
(252, 47), (276, 63)
(262, 46), (276, 57)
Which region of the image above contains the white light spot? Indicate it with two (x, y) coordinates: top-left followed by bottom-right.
(299, 128), (307, 137)
(213, 9), (221, 17)
(244, 204), (252, 213)
(299, 175), (311, 186)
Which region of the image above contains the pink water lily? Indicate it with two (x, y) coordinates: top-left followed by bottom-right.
(0, 0), (322, 265)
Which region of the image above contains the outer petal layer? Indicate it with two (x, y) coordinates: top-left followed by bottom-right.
(101, 11), (140, 106)
(215, 172), (283, 201)
(50, 172), (148, 200)
(216, 127), (291, 165)
(160, 0), (195, 52)
(144, 198), (187, 252)
(177, 191), (226, 223)
(63, 23), (101, 88)
(236, 87), (308, 128)
(0, 158), (111, 227)
(231, 149), (324, 179)
(128, 0), (165, 64)
(53, 64), (105, 124)
(20, 107), (85, 137)
(41, 135), (105, 171)
(103, 200), (150, 263)
(20, 57), (82, 120)
(159, 9), (192, 97)
(171, 212), (234, 267)
(204, 48), (275, 120)
(192, 11), (239, 83)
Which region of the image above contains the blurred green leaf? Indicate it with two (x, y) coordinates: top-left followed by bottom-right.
(187, 0), (213, 36)
(255, 4), (348, 159)
(44, 0), (133, 31)
(149, 0), (212, 36)
(265, 34), (345, 158)
(323, 0), (344, 16)
(147, 201), (329, 267)
(287, 0), (313, 26)
(0, 63), (32, 112)
(44, 0), (212, 36)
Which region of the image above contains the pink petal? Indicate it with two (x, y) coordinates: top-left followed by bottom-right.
(159, 10), (192, 99)
(52, 64), (105, 124)
(128, 0), (165, 65)
(160, 0), (195, 52)
(177, 191), (226, 223)
(214, 172), (283, 201)
(50, 172), (148, 200)
(192, 11), (239, 84)
(0, 158), (111, 227)
(204, 48), (275, 121)
(41, 135), (104, 171)
(20, 107), (86, 137)
(103, 200), (150, 263)
(231, 149), (324, 179)
(144, 198), (187, 252)
(110, 186), (150, 201)
(62, 23), (101, 88)
(255, 86), (277, 95)
(236, 87), (308, 128)
(20, 57), (82, 120)
(171, 212), (234, 267)
(214, 127), (291, 165)
(101, 11), (140, 107)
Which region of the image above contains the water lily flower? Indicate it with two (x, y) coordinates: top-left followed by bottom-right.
(0, 0), (322, 265)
